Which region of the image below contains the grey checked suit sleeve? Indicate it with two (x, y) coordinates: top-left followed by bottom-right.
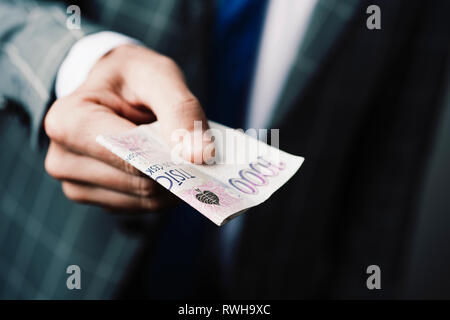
(0, 0), (103, 148)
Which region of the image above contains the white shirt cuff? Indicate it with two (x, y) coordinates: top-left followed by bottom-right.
(55, 31), (140, 98)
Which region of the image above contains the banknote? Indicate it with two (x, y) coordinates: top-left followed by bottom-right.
(96, 121), (304, 226)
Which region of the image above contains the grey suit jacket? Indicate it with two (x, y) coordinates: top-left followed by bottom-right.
(0, 0), (449, 299)
(0, 0), (210, 299)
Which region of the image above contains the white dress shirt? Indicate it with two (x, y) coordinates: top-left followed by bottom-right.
(246, 0), (317, 129)
(55, 0), (318, 266)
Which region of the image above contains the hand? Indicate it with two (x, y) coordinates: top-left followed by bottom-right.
(44, 44), (214, 210)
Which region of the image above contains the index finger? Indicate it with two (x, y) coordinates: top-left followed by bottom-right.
(45, 97), (144, 176)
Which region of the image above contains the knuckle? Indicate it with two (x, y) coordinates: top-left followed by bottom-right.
(44, 101), (65, 141)
(45, 143), (71, 180)
(157, 55), (178, 70)
(44, 96), (91, 143)
(130, 177), (154, 197)
(151, 54), (184, 79)
(44, 144), (64, 179)
(44, 152), (59, 178)
(171, 97), (201, 117)
(119, 158), (141, 175)
(69, 104), (91, 133)
(61, 182), (84, 202)
(139, 196), (159, 211)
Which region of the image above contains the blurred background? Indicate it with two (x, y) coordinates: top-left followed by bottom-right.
(405, 79), (450, 299)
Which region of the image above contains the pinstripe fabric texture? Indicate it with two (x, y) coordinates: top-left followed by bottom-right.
(0, 0), (358, 298)
(270, 0), (361, 126)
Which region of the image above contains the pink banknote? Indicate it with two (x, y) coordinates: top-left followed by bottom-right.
(96, 121), (304, 226)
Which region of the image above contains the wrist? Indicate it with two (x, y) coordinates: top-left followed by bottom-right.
(55, 31), (141, 98)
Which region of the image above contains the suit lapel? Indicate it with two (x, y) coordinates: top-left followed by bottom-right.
(269, 0), (361, 127)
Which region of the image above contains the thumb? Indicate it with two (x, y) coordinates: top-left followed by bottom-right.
(124, 53), (215, 164)
(159, 96), (216, 165)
